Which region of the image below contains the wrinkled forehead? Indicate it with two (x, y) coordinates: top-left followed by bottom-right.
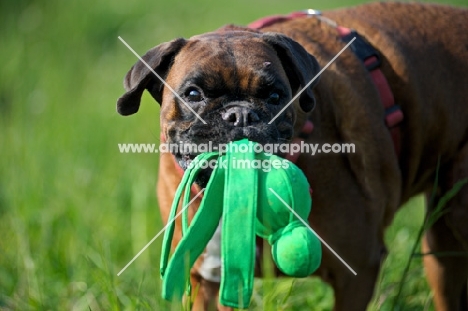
(166, 32), (289, 90)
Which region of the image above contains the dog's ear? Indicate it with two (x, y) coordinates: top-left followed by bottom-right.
(116, 38), (187, 116)
(262, 32), (320, 112)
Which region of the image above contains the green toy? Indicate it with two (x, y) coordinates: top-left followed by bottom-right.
(160, 139), (321, 309)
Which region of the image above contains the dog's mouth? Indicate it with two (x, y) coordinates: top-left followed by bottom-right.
(174, 153), (212, 187)
(172, 130), (291, 187)
(168, 104), (295, 186)
(180, 154), (197, 170)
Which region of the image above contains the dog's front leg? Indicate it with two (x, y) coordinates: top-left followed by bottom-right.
(189, 270), (233, 311)
(422, 143), (468, 311)
(188, 224), (233, 311)
(330, 263), (381, 311)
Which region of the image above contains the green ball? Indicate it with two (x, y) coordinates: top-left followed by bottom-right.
(271, 225), (322, 277)
(255, 153), (312, 237)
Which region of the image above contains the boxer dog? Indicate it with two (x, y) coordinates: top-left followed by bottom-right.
(117, 2), (468, 310)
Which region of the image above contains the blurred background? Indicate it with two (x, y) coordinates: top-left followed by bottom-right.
(0, 0), (465, 310)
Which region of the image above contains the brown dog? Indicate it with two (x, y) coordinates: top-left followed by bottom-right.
(117, 2), (468, 310)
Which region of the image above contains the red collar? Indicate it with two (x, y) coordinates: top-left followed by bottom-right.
(248, 11), (404, 157)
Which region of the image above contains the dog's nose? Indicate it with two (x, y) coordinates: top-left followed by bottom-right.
(222, 107), (260, 127)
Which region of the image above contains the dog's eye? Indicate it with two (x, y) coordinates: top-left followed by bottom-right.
(269, 92), (280, 104)
(185, 88), (204, 102)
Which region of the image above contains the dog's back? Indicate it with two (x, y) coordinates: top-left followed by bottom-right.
(265, 2), (468, 200)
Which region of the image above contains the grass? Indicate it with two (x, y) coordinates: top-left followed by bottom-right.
(0, 0), (466, 310)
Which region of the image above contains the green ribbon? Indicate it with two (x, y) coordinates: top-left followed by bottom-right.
(220, 140), (257, 307)
(160, 139), (322, 309)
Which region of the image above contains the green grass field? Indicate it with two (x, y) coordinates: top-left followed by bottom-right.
(1, 0), (466, 310)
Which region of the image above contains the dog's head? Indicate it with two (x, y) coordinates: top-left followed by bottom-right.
(117, 28), (320, 173)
